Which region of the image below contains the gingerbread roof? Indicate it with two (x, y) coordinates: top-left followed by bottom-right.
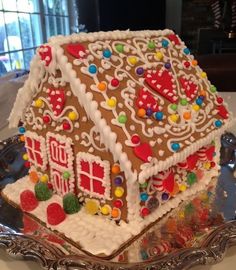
(9, 30), (234, 183)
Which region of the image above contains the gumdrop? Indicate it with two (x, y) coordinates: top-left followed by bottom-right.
(63, 193), (81, 214)
(35, 182), (52, 201)
(20, 190), (39, 212)
(47, 203), (66, 225)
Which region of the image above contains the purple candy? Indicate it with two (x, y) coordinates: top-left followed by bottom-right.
(136, 67), (144, 75)
(164, 62), (171, 69)
(114, 176), (123, 186)
(146, 108), (153, 117)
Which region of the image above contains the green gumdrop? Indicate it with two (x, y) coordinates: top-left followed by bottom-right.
(63, 193), (81, 214)
(35, 182), (52, 201)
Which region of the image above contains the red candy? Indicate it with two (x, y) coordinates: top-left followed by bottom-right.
(20, 190), (39, 212)
(216, 96), (223, 104)
(131, 134), (140, 145)
(47, 203), (66, 225)
(184, 61), (190, 68)
(63, 122), (71, 130)
(47, 182), (53, 190)
(24, 161), (31, 168)
(43, 115), (51, 124)
(113, 199), (123, 208)
(111, 78), (119, 87)
(141, 207), (150, 217)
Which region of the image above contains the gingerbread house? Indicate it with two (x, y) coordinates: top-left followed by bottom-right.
(4, 30), (234, 255)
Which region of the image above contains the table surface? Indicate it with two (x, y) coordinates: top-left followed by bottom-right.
(0, 92), (235, 270)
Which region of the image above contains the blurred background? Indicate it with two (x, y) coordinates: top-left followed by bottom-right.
(0, 0), (235, 91)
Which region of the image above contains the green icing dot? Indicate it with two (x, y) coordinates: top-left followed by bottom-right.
(180, 98), (188, 106)
(115, 44), (124, 53)
(63, 171), (71, 180)
(148, 41), (155, 50)
(140, 182), (148, 189)
(35, 182), (52, 201)
(210, 85), (217, 93)
(187, 172), (197, 185)
(63, 193), (81, 214)
(170, 104), (178, 111)
(118, 115), (127, 124)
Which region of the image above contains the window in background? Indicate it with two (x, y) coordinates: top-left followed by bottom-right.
(0, 0), (72, 75)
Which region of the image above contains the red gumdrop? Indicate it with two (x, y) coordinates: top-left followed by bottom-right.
(47, 203), (66, 225)
(20, 190), (39, 212)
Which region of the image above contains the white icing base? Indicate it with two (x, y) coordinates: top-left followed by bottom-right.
(2, 164), (219, 256)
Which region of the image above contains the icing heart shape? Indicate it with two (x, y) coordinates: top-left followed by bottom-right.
(167, 34), (181, 45)
(217, 105), (229, 119)
(48, 88), (66, 116)
(205, 146), (215, 161)
(66, 43), (87, 59)
(162, 171), (175, 193)
(145, 69), (178, 103)
(134, 143), (153, 162)
(179, 77), (198, 101)
(38, 45), (52, 66)
(186, 154), (199, 170)
(136, 88), (159, 112)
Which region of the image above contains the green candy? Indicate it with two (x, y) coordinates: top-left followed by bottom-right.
(180, 98), (188, 106)
(170, 104), (178, 111)
(118, 115), (127, 124)
(115, 44), (124, 53)
(148, 41), (155, 50)
(140, 182), (148, 189)
(187, 172), (197, 186)
(210, 85), (217, 93)
(63, 171), (70, 180)
(35, 182), (52, 201)
(63, 193), (81, 214)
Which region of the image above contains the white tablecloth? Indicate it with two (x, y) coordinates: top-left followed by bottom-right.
(0, 92), (235, 270)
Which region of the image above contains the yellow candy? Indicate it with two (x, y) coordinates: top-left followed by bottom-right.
(97, 82), (107, 91)
(201, 72), (207, 78)
(155, 51), (163, 60)
(170, 114), (179, 123)
(40, 174), (48, 183)
(178, 211), (185, 219)
(179, 184), (187, 192)
(22, 153), (28, 160)
(115, 187), (124, 198)
(107, 98), (116, 108)
(35, 99), (43, 108)
(68, 111), (78, 121)
(85, 199), (99, 215)
(128, 56), (138, 65)
(204, 162), (211, 170)
(192, 104), (200, 111)
(101, 205), (110, 215)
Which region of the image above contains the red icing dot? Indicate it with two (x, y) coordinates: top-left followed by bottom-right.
(63, 122), (71, 130)
(210, 161), (216, 168)
(111, 78), (119, 87)
(141, 207), (150, 217)
(20, 190), (39, 212)
(216, 97), (223, 104)
(43, 115), (51, 124)
(47, 203), (66, 225)
(184, 61), (190, 68)
(131, 134), (140, 144)
(113, 199), (123, 208)
(24, 161), (31, 168)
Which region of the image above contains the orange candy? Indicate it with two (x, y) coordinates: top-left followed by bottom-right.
(137, 108), (146, 117)
(19, 135), (25, 142)
(192, 60), (198, 66)
(112, 164), (120, 174)
(111, 208), (120, 218)
(97, 82), (107, 91)
(199, 90), (206, 97)
(29, 171), (39, 183)
(183, 111), (191, 120)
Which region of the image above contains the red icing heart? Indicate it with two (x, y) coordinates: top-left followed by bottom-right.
(179, 77), (198, 101)
(134, 143), (153, 162)
(145, 69), (178, 103)
(48, 88), (66, 116)
(38, 45), (52, 66)
(162, 171), (175, 193)
(205, 146), (215, 161)
(66, 43), (87, 59)
(136, 88), (159, 112)
(167, 34), (181, 45)
(186, 154), (199, 170)
(217, 105), (229, 119)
